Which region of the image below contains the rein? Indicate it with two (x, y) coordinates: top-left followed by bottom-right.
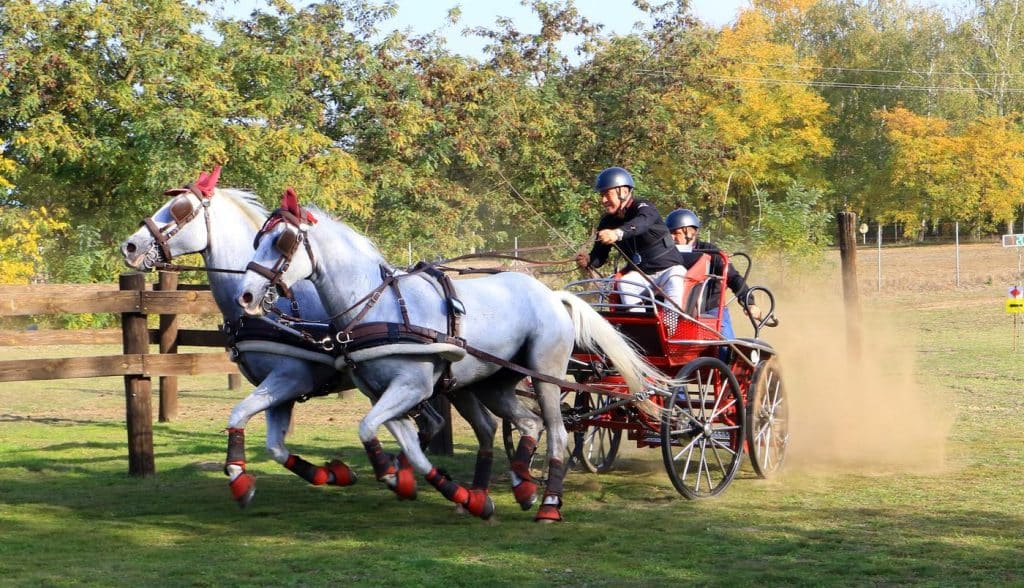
(151, 261), (246, 275)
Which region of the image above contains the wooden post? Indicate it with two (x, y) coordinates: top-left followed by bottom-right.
(426, 396), (454, 456)
(157, 271), (179, 422)
(228, 373), (242, 391)
(838, 212), (862, 362)
(120, 273), (155, 477)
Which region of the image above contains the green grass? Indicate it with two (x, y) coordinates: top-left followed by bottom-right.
(1, 288), (1023, 587)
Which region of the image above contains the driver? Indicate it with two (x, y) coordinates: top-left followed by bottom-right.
(665, 207), (761, 339)
(575, 167), (688, 313)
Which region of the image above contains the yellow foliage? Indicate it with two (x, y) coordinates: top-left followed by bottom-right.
(0, 206), (70, 284)
(710, 7), (833, 198)
(879, 107), (1024, 224)
(0, 156), (15, 191)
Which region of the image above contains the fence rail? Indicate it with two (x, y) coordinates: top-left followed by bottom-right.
(0, 272), (240, 476)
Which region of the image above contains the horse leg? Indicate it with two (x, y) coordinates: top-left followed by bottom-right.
(449, 390), (497, 514)
(224, 368), (355, 508)
(355, 360), (494, 520)
(267, 402), (356, 488)
(354, 363), (433, 499)
(473, 377), (543, 510)
(224, 380), (283, 507)
(377, 418), (420, 500)
(531, 379), (570, 523)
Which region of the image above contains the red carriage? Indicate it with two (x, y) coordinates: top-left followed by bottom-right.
(505, 251), (788, 499)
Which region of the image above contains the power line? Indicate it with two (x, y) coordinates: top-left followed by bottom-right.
(733, 61), (1024, 78)
(635, 68), (1024, 92)
(707, 74), (1024, 93)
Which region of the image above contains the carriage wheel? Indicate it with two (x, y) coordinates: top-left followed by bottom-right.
(660, 357), (745, 499)
(574, 392), (622, 474)
(746, 357), (789, 478)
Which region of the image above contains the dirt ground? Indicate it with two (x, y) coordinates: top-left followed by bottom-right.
(783, 241), (1020, 296)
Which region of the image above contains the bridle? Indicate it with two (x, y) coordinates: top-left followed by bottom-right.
(246, 206), (318, 305)
(140, 183), (213, 265)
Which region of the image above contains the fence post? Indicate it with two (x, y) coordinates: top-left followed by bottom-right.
(157, 271), (179, 422)
(955, 222), (961, 287)
(838, 212), (862, 362)
(876, 224), (882, 292)
(228, 373), (242, 391)
(120, 272), (155, 477)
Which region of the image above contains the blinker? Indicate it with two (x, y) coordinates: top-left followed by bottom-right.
(169, 195), (195, 224)
(274, 226), (302, 258)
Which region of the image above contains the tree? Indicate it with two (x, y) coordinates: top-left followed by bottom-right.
(880, 106), (1024, 232)
(777, 0), (962, 217)
(709, 1), (834, 235)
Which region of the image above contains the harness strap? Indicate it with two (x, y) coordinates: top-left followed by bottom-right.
(332, 320), (625, 399)
(143, 217), (174, 263)
(412, 261), (465, 338)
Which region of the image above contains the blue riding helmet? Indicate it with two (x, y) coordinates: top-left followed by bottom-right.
(594, 167), (635, 192)
(665, 208), (701, 231)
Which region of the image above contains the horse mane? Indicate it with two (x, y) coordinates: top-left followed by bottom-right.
(309, 206), (389, 268)
(216, 188), (270, 228)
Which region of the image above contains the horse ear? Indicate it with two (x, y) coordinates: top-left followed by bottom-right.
(194, 165), (222, 198)
(280, 187), (300, 216)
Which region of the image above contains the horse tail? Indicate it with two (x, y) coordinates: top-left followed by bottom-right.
(553, 290), (669, 393)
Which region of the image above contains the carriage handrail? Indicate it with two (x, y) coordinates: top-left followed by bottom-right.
(564, 277), (703, 318)
(565, 275), (769, 370)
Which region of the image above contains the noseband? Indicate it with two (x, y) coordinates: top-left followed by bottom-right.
(140, 182), (213, 264)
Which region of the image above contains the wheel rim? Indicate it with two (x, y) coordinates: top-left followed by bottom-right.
(575, 393), (621, 474)
(748, 359), (788, 478)
(661, 357), (745, 499)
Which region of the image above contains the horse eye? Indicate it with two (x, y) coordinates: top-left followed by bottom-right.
(169, 196), (194, 223)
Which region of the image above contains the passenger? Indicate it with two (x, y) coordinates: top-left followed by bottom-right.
(575, 167), (688, 313)
(664, 208), (761, 339)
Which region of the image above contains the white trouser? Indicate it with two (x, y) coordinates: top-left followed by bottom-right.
(619, 266), (686, 312)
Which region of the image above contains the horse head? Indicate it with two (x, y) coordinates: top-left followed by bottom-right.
(237, 187), (319, 316)
(121, 167), (222, 270)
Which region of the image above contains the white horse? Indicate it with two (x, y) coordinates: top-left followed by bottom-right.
(236, 190), (669, 522)
(120, 169), (499, 507)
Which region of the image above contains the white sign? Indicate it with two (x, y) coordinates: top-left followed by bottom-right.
(1003, 234), (1024, 247)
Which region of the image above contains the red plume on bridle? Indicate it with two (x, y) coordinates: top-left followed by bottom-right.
(279, 187), (318, 225)
(253, 187), (318, 248)
(194, 166), (222, 198)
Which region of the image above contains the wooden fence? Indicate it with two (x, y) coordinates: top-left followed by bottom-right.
(0, 272), (241, 476)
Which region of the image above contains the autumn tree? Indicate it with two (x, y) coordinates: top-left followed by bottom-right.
(560, 1), (730, 234)
(709, 1), (833, 236)
(777, 0), (963, 217)
(880, 106), (1024, 232)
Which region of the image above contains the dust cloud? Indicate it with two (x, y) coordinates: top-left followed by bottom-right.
(765, 279), (952, 475)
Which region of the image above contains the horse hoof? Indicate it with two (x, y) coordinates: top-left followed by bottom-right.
(326, 460), (356, 487)
(534, 504), (562, 523)
(229, 473), (256, 508)
(465, 489), (495, 520)
(394, 464), (417, 500)
(513, 480), (538, 511)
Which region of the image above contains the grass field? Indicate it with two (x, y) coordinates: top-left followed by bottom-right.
(1, 243), (1022, 586)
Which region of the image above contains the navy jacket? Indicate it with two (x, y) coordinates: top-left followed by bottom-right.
(587, 198), (686, 273)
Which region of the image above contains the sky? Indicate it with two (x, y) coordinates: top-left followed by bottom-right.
(225, 0), (963, 59)
(223, 0), (752, 57)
